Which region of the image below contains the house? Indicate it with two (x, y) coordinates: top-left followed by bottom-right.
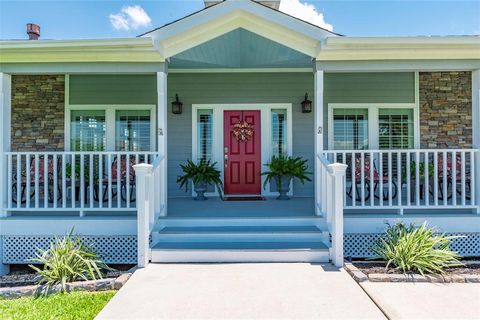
(0, 0), (479, 274)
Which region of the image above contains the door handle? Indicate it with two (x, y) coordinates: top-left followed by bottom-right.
(224, 147), (228, 167)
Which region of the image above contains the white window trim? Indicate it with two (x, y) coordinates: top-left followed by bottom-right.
(327, 103), (419, 150)
(65, 104), (156, 152)
(192, 103), (293, 197)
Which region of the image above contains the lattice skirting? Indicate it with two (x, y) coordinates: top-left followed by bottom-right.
(2, 235), (137, 264)
(344, 232), (480, 258)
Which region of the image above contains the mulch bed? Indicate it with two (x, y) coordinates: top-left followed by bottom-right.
(1, 264), (135, 288)
(353, 261), (480, 276)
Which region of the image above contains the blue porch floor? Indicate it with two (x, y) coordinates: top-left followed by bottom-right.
(167, 197), (316, 218)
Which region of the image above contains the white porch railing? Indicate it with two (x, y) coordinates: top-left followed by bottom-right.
(134, 155), (166, 267)
(316, 154), (347, 267)
(323, 149), (480, 213)
(4, 151), (159, 215)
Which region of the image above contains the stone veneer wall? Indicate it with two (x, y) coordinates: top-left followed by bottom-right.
(11, 75), (65, 151)
(419, 71), (472, 148)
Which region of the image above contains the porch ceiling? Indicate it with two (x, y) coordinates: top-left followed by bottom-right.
(169, 28), (313, 69)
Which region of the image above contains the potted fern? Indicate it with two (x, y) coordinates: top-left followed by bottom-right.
(177, 159), (223, 200)
(262, 155), (311, 200)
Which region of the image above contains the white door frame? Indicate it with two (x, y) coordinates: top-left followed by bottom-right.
(192, 103), (292, 197)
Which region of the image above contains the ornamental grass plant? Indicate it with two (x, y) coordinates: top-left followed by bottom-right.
(371, 222), (463, 275)
(29, 230), (113, 293)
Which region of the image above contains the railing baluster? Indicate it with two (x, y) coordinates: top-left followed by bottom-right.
(443, 151), (447, 206)
(117, 154), (121, 208)
(379, 152), (383, 207)
(16, 155), (21, 208)
(44, 154), (48, 208)
(126, 154), (131, 208)
(71, 154), (76, 209)
(415, 151), (420, 206)
(433, 151), (438, 206)
(406, 152), (411, 206)
(34, 154), (39, 209)
(461, 151), (466, 206)
(397, 151), (402, 207)
(361, 152), (365, 207)
(370, 151), (374, 207)
(89, 154), (94, 209)
(108, 154), (112, 209)
(424, 151), (429, 207)
(99, 154), (103, 209)
(53, 154), (58, 209)
(25, 154), (30, 209)
(7, 154), (12, 209)
(62, 154), (66, 209)
(388, 152), (392, 206)
(470, 151), (475, 206)
(351, 151), (355, 207)
(452, 151), (457, 206)
(80, 154), (85, 211)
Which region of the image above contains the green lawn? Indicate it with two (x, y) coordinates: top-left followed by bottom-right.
(0, 290), (116, 320)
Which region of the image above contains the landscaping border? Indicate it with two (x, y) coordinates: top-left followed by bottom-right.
(344, 262), (480, 283)
(0, 267), (136, 299)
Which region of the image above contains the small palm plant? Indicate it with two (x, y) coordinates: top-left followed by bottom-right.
(371, 222), (463, 275)
(262, 155), (311, 200)
(29, 230), (113, 293)
(177, 159), (223, 200)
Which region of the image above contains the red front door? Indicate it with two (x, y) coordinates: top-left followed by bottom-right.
(223, 110), (261, 195)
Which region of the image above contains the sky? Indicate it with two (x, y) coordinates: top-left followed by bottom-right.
(0, 0), (479, 40)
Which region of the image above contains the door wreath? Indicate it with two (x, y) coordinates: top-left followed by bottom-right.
(232, 120), (254, 142)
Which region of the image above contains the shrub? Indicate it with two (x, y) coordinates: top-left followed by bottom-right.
(29, 230), (113, 292)
(371, 222), (463, 275)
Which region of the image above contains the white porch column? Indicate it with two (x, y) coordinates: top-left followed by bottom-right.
(157, 63), (168, 214)
(0, 73), (11, 276)
(314, 63), (324, 216)
(472, 70), (480, 213)
(0, 73), (11, 218)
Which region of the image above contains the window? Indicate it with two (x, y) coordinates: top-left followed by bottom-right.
(333, 109), (369, 150)
(197, 110), (213, 162)
(115, 110), (151, 151)
(70, 110), (106, 151)
(379, 109), (414, 149)
(329, 105), (416, 150)
(69, 107), (153, 152)
(271, 109), (287, 156)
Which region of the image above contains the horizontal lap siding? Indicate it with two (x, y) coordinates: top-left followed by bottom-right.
(324, 72), (416, 147)
(168, 73), (314, 197)
(69, 75), (157, 105)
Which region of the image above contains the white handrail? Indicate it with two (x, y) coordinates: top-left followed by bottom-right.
(4, 151), (159, 215)
(316, 153), (347, 267)
(133, 154), (166, 268)
(323, 149), (480, 213)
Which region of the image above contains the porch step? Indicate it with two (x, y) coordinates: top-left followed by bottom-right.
(153, 225), (325, 242)
(156, 216), (326, 228)
(150, 241), (329, 263)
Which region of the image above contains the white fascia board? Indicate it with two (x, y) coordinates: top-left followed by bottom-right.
(0, 37), (154, 50)
(143, 0), (334, 58)
(319, 36), (480, 61)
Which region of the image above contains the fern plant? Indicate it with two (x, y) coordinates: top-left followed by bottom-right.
(262, 155), (311, 189)
(177, 159), (223, 196)
(371, 222), (463, 275)
(29, 230), (113, 293)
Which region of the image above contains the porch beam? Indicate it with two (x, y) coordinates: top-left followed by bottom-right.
(314, 62), (324, 216)
(473, 70), (480, 213)
(157, 63), (168, 214)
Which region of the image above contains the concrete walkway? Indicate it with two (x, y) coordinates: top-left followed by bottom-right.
(97, 263), (386, 320)
(361, 282), (480, 320)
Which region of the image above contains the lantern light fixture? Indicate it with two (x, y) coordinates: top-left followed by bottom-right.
(301, 92), (312, 113)
(172, 94), (183, 114)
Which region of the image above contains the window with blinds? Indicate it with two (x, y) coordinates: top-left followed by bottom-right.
(271, 109), (287, 156)
(197, 110), (213, 162)
(70, 110), (106, 151)
(379, 109), (414, 149)
(333, 109), (369, 150)
(115, 110), (151, 151)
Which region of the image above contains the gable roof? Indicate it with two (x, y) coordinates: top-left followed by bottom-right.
(140, 0), (340, 59)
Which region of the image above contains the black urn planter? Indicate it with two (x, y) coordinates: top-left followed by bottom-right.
(193, 181), (208, 201)
(275, 175), (292, 200)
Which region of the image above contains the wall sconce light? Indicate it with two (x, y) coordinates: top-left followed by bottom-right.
(301, 93), (312, 113)
(171, 94), (183, 114)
